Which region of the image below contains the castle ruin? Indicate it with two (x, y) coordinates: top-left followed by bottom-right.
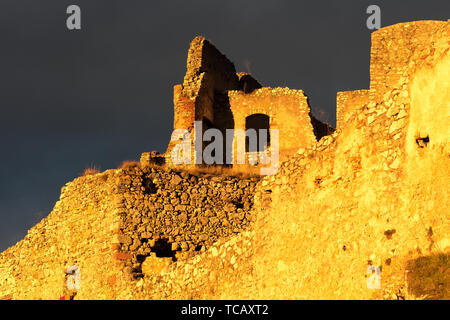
(0, 19), (449, 300)
(165, 36), (333, 167)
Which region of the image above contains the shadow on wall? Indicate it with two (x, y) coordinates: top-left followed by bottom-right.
(406, 253), (449, 300)
(213, 92), (235, 165)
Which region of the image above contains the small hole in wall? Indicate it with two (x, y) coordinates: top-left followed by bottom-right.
(314, 177), (322, 187)
(416, 136), (430, 148)
(143, 178), (158, 194)
(136, 254), (147, 263)
(384, 229), (396, 240)
(133, 273), (144, 280)
(233, 201), (244, 209)
(152, 238), (177, 261)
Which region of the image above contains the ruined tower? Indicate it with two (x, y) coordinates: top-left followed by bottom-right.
(165, 36), (332, 167)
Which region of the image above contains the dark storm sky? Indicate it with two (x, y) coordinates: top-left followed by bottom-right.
(0, 0), (448, 251)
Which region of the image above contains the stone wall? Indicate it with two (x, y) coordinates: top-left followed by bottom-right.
(245, 53), (449, 298)
(129, 19), (450, 300)
(234, 19), (450, 299)
(113, 164), (259, 279)
(0, 20), (448, 300)
(172, 84), (195, 131)
(336, 89), (370, 130)
(228, 87), (329, 158)
(182, 36), (239, 124)
(0, 170), (132, 300)
(168, 36), (241, 165)
(0, 164), (259, 299)
(167, 36), (333, 166)
(183, 36), (239, 98)
(136, 34), (449, 297)
(369, 20), (448, 102)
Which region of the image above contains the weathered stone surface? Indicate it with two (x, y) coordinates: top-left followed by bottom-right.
(0, 19), (448, 301)
(141, 256), (172, 275)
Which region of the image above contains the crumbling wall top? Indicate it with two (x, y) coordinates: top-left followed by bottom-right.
(182, 36), (239, 98)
